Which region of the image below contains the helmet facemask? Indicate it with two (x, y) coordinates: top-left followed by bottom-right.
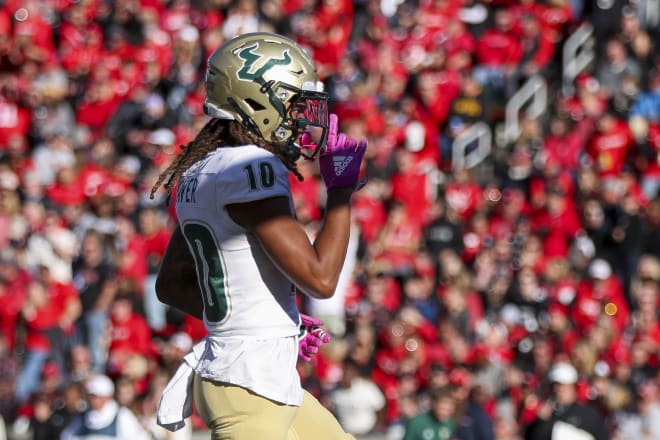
(280, 88), (329, 160)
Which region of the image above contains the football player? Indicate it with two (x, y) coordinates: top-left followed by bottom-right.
(151, 32), (366, 439)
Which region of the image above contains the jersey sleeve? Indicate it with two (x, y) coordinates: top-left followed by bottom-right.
(215, 146), (291, 205)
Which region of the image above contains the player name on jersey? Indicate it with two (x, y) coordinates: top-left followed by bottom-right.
(177, 176), (199, 204)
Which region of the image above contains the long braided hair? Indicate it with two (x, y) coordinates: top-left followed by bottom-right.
(150, 118), (303, 201)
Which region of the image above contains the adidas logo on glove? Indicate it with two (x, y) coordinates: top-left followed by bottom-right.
(320, 113), (367, 190)
(333, 155), (353, 176)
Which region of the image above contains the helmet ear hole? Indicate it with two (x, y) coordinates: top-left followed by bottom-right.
(244, 98), (266, 112)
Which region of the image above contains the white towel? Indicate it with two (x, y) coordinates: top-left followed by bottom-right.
(157, 341), (206, 432)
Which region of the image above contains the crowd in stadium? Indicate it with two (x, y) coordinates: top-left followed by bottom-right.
(0, 0), (658, 438)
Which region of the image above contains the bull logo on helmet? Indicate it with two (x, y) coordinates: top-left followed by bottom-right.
(235, 43), (292, 82)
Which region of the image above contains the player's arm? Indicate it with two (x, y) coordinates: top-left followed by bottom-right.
(228, 114), (366, 300)
(155, 225), (204, 320)
(227, 188), (353, 300)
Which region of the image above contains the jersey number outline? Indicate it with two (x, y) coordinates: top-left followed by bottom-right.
(182, 222), (231, 324)
(244, 162), (275, 191)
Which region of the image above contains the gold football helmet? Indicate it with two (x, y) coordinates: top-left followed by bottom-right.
(204, 32), (329, 159)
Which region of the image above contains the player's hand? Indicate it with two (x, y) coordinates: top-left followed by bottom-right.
(319, 114), (367, 191)
(298, 313), (331, 362)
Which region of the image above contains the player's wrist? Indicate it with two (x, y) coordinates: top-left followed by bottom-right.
(326, 188), (353, 206)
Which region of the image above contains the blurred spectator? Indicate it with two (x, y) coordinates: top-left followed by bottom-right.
(532, 184), (581, 259)
(28, 391), (57, 440)
(595, 38), (642, 101)
(572, 258), (629, 337)
(0, 331), (17, 426)
(114, 376), (138, 411)
(403, 386), (458, 440)
(60, 374), (150, 440)
(14, 278), (79, 405)
(72, 229), (119, 371)
(444, 168), (483, 223)
(524, 361), (609, 440)
(160, 331), (193, 376)
(114, 215), (148, 295)
(424, 198), (464, 257)
(511, 13), (556, 88)
(0, 74), (31, 148)
(628, 67), (660, 200)
(403, 269), (440, 324)
(587, 0), (629, 48)
(67, 344), (94, 385)
(329, 357), (386, 436)
(138, 206), (173, 332)
(106, 293), (155, 389)
(40, 382), (86, 440)
(473, 7), (522, 99)
(0, 251), (29, 350)
(616, 380), (660, 440)
(389, 144), (438, 225)
(221, 0), (261, 40)
(541, 115), (587, 172)
(345, 323), (378, 377)
(449, 369), (494, 440)
(372, 202), (423, 277)
(588, 111), (635, 179)
(31, 132), (77, 188)
(139, 368), (194, 440)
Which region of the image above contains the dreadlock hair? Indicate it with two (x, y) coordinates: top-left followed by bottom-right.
(150, 118), (304, 201)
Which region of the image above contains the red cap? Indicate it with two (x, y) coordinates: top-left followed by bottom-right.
(42, 361), (60, 379)
(548, 302), (569, 317)
(448, 368), (473, 388)
(575, 73), (599, 92)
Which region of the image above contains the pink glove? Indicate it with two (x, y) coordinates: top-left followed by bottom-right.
(319, 114), (367, 191)
(298, 313), (331, 362)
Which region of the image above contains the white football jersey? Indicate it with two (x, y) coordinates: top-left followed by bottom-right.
(175, 144), (302, 405)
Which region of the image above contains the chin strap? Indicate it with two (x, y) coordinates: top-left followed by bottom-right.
(285, 142), (301, 162)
